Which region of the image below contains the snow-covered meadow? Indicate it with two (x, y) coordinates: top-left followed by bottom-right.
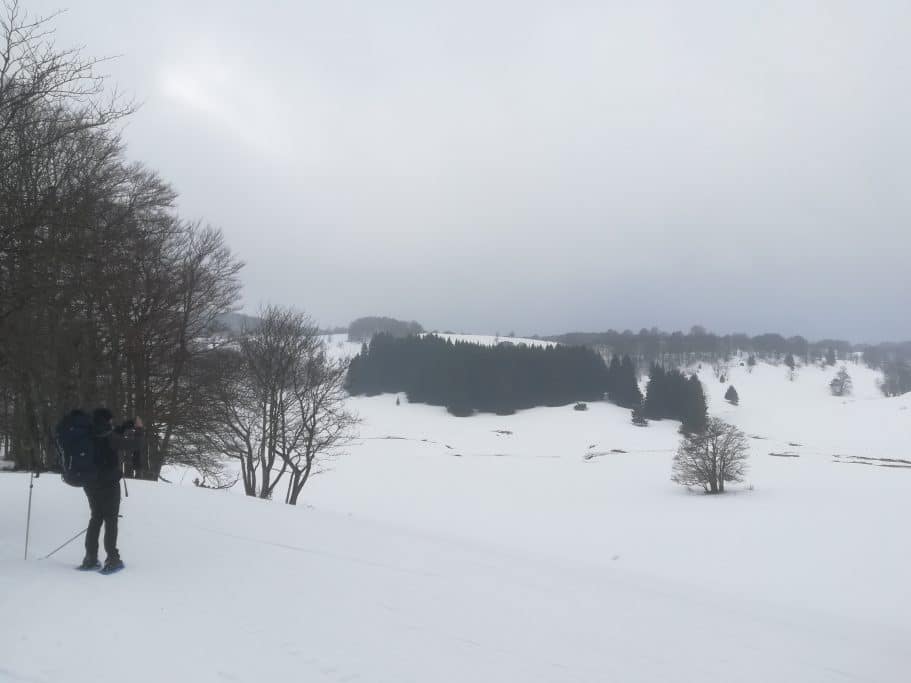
(1, 343), (909, 682)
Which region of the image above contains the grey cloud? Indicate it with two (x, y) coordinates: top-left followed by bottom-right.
(34, 0), (911, 341)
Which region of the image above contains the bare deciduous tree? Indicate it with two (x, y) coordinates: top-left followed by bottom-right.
(285, 346), (355, 504)
(672, 417), (749, 494)
(199, 306), (357, 504)
(0, 3), (243, 477)
(0, 0), (134, 175)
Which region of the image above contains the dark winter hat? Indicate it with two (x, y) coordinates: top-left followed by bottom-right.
(92, 407), (114, 427)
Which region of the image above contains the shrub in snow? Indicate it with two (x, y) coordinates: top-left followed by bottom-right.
(725, 385), (739, 405)
(574, 402), (588, 411)
(829, 368), (852, 397)
(672, 417), (749, 494)
(447, 404), (474, 417)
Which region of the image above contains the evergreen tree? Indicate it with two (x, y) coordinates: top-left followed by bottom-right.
(611, 356), (642, 408)
(643, 363), (667, 418)
(680, 375), (708, 433)
(724, 385), (739, 405)
(606, 355), (622, 396)
(825, 348), (837, 366)
(631, 403), (648, 426)
(784, 353), (796, 370)
(829, 368), (852, 397)
(641, 364), (707, 431)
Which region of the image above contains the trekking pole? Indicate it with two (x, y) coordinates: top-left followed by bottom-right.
(42, 528), (88, 560)
(24, 469), (35, 560)
(122, 477), (129, 498)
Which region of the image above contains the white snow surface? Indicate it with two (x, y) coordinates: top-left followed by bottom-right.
(2, 357), (910, 682)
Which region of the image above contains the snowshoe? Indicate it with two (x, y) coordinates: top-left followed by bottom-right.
(100, 558), (125, 575)
(77, 558), (101, 571)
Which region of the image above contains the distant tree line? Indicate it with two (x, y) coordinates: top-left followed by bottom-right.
(861, 342), (911, 396)
(547, 326), (910, 369)
(546, 326), (911, 397)
(547, 327), (813, 366)
(347, 316), (423, 343)
(861, 341), (911, 369)
(346, 334), (712, 427)
(346, 334), (611, 416)
(880, 361), (911, 397)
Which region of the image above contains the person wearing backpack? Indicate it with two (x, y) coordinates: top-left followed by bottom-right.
(57, 407), (145, 573)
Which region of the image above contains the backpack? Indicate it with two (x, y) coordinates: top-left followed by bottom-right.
(56, 410), (98, 487)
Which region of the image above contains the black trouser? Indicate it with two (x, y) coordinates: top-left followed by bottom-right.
(84, 480), (121, 561)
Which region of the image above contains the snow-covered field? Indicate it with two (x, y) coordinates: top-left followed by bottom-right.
(1, 356), (909, 682)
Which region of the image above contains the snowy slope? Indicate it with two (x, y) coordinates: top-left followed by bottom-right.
(303, 373), (911, 629)
(696, 357), (907, 462)
(1, 472), (908, 683)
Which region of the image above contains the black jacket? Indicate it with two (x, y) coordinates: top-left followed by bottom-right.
(92, 426), (145, 482)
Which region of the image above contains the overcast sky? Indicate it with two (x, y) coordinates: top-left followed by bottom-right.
(33, 1), (911, 341)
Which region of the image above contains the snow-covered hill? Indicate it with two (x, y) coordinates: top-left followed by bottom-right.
(2, 357), (909, 682)
(2, 463), (908, 683)
(696, 357), (907, 462)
